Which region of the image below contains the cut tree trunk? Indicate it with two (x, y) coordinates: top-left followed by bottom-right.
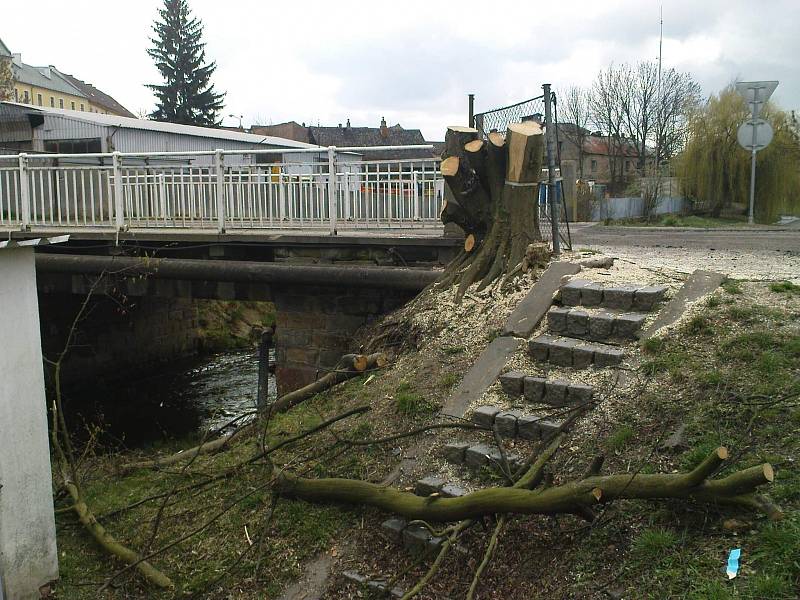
(436, 123), (548, 301)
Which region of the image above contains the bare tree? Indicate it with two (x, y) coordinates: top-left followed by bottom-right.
(588, 66), (626, 191)
(558, 86), (591, 179)
(653, 67), (702, 163)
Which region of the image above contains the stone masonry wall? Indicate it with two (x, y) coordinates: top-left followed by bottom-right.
(38, 293), (200, 388)
(273, 285), (413, 395)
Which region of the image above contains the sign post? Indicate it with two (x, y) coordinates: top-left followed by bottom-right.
(735, 81), (778, 224)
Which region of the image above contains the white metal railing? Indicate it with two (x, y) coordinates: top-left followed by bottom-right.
(0, 146), (444, 234)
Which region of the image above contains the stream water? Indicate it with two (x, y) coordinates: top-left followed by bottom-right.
(63, 349), (274, 448)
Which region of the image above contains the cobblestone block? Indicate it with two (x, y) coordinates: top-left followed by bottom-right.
(443, 441), (470, 464)
(547, 307), (570, 333)
(543, 380), (569, 406)
(494, 410), (522, 438)
(471, 405), (500, 428)
(415, 476), (445, 496)
(549, 337), (578, 367)
(573, 342), (596, 368)
(403, 523), (442, 554)
(588, 311), (615, 341)
(561, 279), (590, 306)
(594, 344), (624, 367)
(528, 335), (556, 361)
(381, 517), (407, 542)
(566, 383), (594, 405)
(523, 376), (546, 402)
(465, 444), (501, 468)
(440, 483), (467, 497)
(517, 415), (541, 440)
(567, 310), (590, 337)
(614, 313), (647, 338)
(603, 285), (640, 310)
(633, 285), (668, 311)
(538, 419), (565, 437)
(499, 370), (525, 396)
(581, 282), (604, 306)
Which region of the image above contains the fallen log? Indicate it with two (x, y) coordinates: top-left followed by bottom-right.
(274, 447), (780, 522)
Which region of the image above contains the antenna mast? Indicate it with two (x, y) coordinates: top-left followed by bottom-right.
(656, 4), (663, 169)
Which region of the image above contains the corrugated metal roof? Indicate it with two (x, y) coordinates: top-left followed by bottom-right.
(1, 102), (321, 149)
(11, 62), (86, 97)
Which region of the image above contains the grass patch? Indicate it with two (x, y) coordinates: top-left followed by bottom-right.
(442, 345), (465, 356)
(685, 314), (715, 336)
(605, 424), (635, 451)
(769, 281), (800, 295)
(394, 381), (436, 416)
(609, 215), (747, 228)
(722, 279), (743, 295)
(641, 336), (665, 354)
(438, 372), (460, 389)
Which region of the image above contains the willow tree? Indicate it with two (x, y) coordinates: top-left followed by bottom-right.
(437, 123), (547, 301)
(679, 86), (800, 222)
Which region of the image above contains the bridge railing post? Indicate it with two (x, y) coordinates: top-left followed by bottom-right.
(215, 149), (226, 233)
(112, 151), (125, 231)
(18, 153), (31, 231)
(327, 146), (337, 235)
(412, 170), (419, 221)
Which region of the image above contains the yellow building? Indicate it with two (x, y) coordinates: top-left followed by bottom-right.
(0, 37), (133, 117)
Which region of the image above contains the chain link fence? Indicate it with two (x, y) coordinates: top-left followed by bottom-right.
(474, 92), (572, 251)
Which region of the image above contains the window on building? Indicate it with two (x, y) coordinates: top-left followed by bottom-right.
(43, 138), (103, 154)
(80, 103), (85, 111)
(50, 97), (55, 107)
(591, 159), (598, 173)
(59, 99), (64, 109)
(13, 89), (18, 101)
(23, 90), (29, 103)
(71, 101), (75, 110)
(37, 93), (42, 106)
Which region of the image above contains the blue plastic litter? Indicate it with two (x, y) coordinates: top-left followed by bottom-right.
(726, 548), (741, 579)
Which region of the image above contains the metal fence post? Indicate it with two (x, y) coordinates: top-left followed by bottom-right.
(112, 151), (125, 230)
(468, 93), (475, 128)
(542, 84), (560, 255)
(412, 170), (420, 221)
(327, 146), (337, 235)
(18, 153), (31, 230)
(215, 149), (226, 233)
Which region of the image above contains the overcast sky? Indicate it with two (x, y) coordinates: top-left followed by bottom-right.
(3, 0), (797, 140)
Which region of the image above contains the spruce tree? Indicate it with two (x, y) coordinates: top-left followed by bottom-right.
(147, 0), (225, 126)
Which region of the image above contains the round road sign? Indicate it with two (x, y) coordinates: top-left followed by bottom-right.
(737, 118), (774, 152)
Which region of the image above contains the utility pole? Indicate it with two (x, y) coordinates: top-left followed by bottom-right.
(543, 83), (560, 255)
(468, 94), (475, 128)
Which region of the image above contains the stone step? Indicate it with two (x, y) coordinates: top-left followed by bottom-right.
(468, 407), (568, 441)
(528, 335), (624, 368)
(560, 280), (667, 311)
(546, 306), (646, 341)
(414, 476), (467, 498)
(443, 440), (526, 471)
(499, 371), (594, 406)
(381, 517), (444, 555)
(342, 571), (404, 598)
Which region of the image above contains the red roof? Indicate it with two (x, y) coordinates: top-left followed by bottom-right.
(582, 136), (642, 158)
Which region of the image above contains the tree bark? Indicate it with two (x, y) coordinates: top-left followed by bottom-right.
(436, 123), (547, 301)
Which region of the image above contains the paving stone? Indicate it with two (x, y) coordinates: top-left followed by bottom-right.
(403, 523), (438, 553)
(588, 311), (616, 341)
(343, 570), (368, 585)
(614, 312), (647, 338)
(561, 279), (590, 306)
(523, 376), (546, 402)
(603, 285), (640, 310)
(641, 271), (725, 338)
(566, 383), (594, 405)
(633, 285), (668, 311)
(528, 335), (556, 361)
(573, 343), (596, 368)
(465, 444), (501, 468)
(566, 310), (590, 337)
(660, 423), (688, 451)
(440, 483), (467, 497)
(581, 282), (604, 306)
(415, 476), (445, 496)
(594, 344), (624, 367)
(543, 380), (569, 406)
(507, 453), (525, 472)
(517, 415), (541, 440)
(381, 517), (407, 541)
(443, 441), (470, 464)
(548, 337), (578, 367)
(547, 307), (570, 333)
(471, 405), (500, 428)
(499, 370), (525, 396)
(494, 410), (522, 438)
(538, 419), (565, 437)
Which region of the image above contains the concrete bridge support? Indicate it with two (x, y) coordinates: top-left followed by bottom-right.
(0, 248), (58, 599)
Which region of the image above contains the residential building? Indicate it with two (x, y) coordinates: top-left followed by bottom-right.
(0, 37), (133, 117)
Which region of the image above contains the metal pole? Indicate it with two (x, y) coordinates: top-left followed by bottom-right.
(214, 149), (226, 233)
(468, 94), (475, 128)
(747, 88), (759, 225)
(112, 151), (124, 231)
(18, 153), (31, 231)
(327, 146), (337, 235)
(543, 84), (560, 255)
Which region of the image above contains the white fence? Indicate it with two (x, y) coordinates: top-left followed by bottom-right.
(0, 146), (444, 234)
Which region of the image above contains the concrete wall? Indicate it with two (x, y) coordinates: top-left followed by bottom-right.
(39, 293), (201, 388)
(591, 195), (685, 221)
(0, 248), (58, 599)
